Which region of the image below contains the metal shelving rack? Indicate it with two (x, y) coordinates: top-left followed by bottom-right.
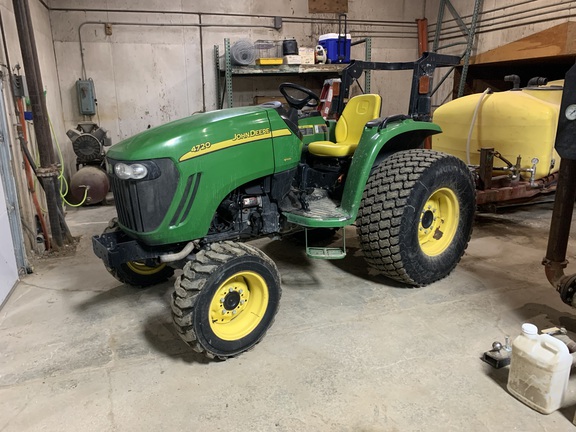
(215, 38), (372, 109)
(431, 0), (484, 98)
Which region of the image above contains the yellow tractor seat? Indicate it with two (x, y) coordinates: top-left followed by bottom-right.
(308, 94), (382, 157)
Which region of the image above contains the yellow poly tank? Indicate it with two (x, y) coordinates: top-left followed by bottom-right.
(432, 83), (563, 180)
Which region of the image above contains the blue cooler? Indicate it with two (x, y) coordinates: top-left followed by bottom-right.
(318, 33), (351, 63)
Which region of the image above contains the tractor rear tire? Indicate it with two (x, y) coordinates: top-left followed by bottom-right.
(357, 149), (475, 286)
(171, 241), (281, 360)
(103, 219), (174, 287)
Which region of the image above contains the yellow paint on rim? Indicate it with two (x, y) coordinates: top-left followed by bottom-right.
(417, 187), (459, 256)
(126, 261), (167, 275)
(208, 271), (269, 341)
(179, 128), (292, 162)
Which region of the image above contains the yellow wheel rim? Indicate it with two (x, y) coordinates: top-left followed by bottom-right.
(126, 261), (167, 275)
(418, 187), (459, 257)
(208, 271), (269, 341)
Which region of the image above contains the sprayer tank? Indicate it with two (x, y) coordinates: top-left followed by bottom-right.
(432, 85), (563, 180)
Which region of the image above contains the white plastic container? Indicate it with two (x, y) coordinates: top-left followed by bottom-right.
(507, 323), (573, 414)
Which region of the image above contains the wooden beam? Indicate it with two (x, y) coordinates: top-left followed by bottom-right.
(471, 21), (576, 65)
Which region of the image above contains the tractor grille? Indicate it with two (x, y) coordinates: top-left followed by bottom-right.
(108, 158), (179, 233)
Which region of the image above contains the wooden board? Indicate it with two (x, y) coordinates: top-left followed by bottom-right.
(471, 22), (576, 65)
(308, 0), (348, 14)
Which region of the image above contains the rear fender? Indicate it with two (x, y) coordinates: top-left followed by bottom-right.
(340, 119), (442, 218)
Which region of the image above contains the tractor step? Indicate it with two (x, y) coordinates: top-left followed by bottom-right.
(305, 228), (346, 260)
(284, 195), (351, 228)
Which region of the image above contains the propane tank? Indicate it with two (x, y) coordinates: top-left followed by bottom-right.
(69, 166), (109, 205)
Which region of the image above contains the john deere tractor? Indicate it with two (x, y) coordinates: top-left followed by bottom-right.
(92, 52), (475, 359)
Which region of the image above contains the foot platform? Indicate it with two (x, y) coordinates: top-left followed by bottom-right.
(304, 228), (346, 260)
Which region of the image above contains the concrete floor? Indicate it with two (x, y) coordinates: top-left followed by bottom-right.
(2, 203), (576, 431)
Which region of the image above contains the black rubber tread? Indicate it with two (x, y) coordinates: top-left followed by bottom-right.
(356, 149), (475, 287)
(171, 241), (281, 360)
(105, 263), (174, 288)
(102, 220), (174, 287)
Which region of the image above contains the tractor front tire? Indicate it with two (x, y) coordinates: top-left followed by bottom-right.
(171, 241), (281, 360)
(357, 149), (475, 286)
(106, 261), (174, 287)
(103, 220), (174, 287)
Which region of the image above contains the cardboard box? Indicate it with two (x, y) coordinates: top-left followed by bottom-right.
(283, 55), (301, 65)
(299, 47), (315, 64)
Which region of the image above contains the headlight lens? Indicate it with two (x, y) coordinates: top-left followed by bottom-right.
(114, 163), (131, 179)
(114, 163), (148, 180)
(130, 164), (148, 179)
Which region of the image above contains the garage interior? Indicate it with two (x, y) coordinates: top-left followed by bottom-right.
(2, 0), (576, 430)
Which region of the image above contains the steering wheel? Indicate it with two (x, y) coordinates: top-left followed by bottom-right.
(279, 83), (320, 110)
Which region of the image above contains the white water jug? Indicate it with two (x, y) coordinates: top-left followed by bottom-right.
(507, 323), (573, 414)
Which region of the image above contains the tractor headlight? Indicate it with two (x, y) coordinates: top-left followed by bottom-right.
(130, 164), (148, 179)
(114, 162), (148, 180)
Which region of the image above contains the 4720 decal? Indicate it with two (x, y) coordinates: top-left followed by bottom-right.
(189, 142), (211, 153)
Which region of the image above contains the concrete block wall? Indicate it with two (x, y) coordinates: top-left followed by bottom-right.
(47, 0), (425, 144)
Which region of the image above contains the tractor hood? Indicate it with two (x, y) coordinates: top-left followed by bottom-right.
(104, 104), (302, 246)
(106, 106), (272, 162)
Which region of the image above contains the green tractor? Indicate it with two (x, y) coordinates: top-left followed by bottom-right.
(93, 52), (475, 359)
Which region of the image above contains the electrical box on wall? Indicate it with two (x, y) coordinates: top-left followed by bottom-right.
(76, 78), (96, 116)
(12, 75), (28, 98)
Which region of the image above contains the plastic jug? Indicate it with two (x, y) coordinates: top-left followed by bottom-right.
(507, 323), (573, 414)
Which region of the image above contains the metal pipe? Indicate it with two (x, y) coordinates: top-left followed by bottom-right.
(16, 99), (51, 251)
(431, 0), (569, 35)
(160, 242), (195, 263)
(17, 125), (72, 242)
(348, 34), (417, 40)
(543, 159), (576, 289)
(1, 9), (51, 251)
(13, 0), (65, 248)
(25, 3), (71, 245)
(431, 3), (573, 42)
(543, 61), (576, 303)
(347, 30), (417, 35)
(50, 6), (417, 26)
(442, 0), (538, 20)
